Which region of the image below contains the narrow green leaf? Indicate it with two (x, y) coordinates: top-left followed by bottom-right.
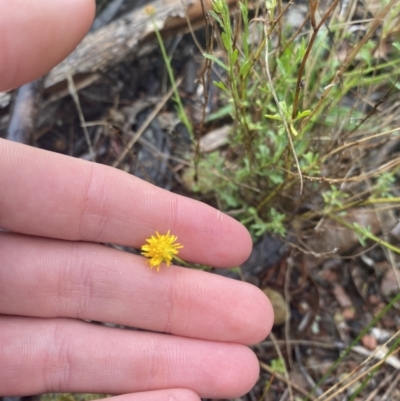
(213, 80), (228, 91)
(240, 60), (251, 77)
(208, 11), (223, 28)
(221, 32), (231, 52)
(232, 48), (239, 64)
(296, 109), (311, 120)
(265, 113), (282, 121)
(202, 53), (229, 71)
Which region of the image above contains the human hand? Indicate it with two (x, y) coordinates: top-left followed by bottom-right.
(0, 1), (273, 399)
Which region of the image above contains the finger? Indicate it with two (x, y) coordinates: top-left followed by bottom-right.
(0, 139), (252, 268)
(0, 233), (273, 344)
(98, 389), (201, 401)
(0, 0), (95, 91)
(0, 316), (260, 398)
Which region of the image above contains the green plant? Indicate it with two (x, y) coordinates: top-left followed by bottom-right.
(269, 357), (286, 375)
(186, 0), (400, 251)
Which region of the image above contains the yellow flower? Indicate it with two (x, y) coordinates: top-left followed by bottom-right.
(144, 5), (156, 16)
(141, 231), (183, 271)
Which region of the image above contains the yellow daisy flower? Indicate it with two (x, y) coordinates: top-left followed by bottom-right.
(141, 231), (183, 271)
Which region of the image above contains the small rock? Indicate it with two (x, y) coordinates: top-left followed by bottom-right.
(263, 288), (288, 326)
(361, 334), (377, 350)
(332, 284), (353, 308)
(334, 310), (344, 324)
(342, 307), (356, 320)
(380, 268), (400, 298)
(368, 294), (381, 305)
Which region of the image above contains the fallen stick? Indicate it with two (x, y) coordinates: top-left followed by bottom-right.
(44, 0), (235, 93)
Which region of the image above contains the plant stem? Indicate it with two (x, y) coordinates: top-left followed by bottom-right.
(151, 16), (193, 138)
(329, 214), (400, 254)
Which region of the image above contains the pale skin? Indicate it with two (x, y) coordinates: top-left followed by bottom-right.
(0, 1), (274, 399)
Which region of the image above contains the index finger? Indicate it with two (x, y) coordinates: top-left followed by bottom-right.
(0, 139), (252, 267)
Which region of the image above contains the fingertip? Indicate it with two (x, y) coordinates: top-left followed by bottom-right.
(0, 0), (96, 90)
(235, 221), (253, 264)
(222, 280), (274, 345)
(215, 215), (253, 267)
(216, 345), (260, 398)
(248, 285), (275, 343)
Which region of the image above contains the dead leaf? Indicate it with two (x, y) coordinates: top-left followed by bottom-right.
(380, 268), (400, 298)
(199, 125), (230, 153)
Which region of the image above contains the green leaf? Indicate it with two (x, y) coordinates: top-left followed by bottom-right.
(213, 80), (228, 91)
(240, 60), (251, 77)
(265, 113), (282, 121)
(221, 32), (231, 52)
(212, 0), (224, 13)
(206, 104), (233, 122)
(208, 11), (223, 28)
(202, 53), (229, 71)
(295, 37), (307, 63)
(269, 171), (284, 184)
(393, 41), (400, 52)
(270, 358), (286, 374)
(276, 58), (287, 77)
(232, 48), (239, 64)
(296, 109), (311, 120)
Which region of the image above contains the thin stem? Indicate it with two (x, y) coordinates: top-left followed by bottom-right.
(329, 214), (400, 254)
(173, 256), (211, 271)
(264, 24), (304, 194)
(291, 0), (339, 120)
(151, 16), (193, 138)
